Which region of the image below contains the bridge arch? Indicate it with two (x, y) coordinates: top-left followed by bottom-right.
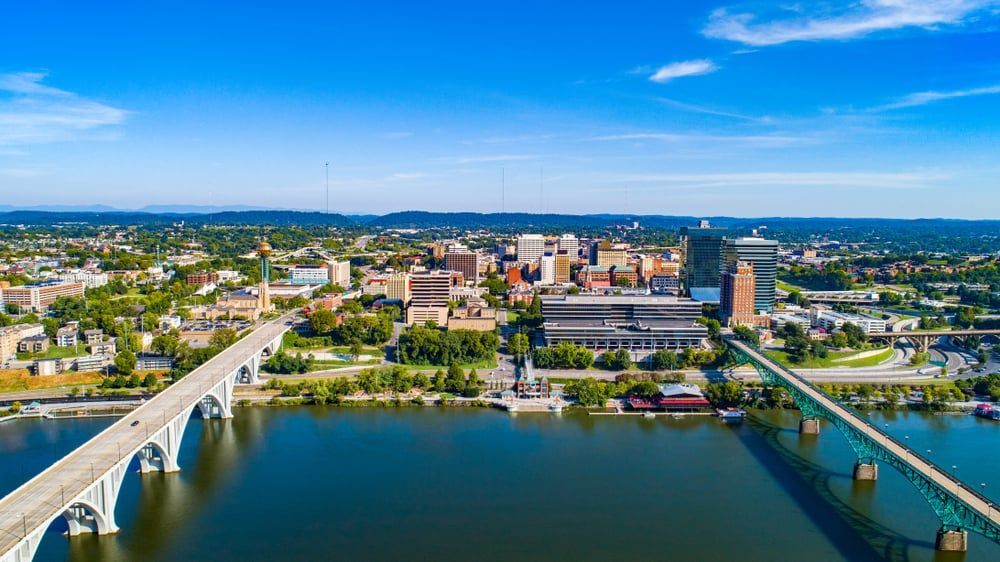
(728, 339), (1000, 549)
(234, 364), (254, 385)
(62, 499), (114, 537)
(195, 392), (230, 419)
(137, 439), (177, 474)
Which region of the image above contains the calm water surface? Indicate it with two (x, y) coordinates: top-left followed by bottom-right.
(2, 407), (999, 561)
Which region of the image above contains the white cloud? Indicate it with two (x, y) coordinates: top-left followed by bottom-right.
(0, 167), (50, 178)
(872, 84), (1000, 110)
(704, 1), (999, 46)
(449, 154), (540, 164)
(596, 171), (946, 190)
(0, 72), (128, 145)
(380, 131), (413, 139)
(649, 59), (719, 83)
(585, 132), (817, 148)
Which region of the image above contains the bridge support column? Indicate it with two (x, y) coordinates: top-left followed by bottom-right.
(935, 529), (968, 552)
(799, 418), (820, 435)
(852, 461), (878, 481)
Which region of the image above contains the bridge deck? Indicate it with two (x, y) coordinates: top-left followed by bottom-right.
(869, 329), (1000, 338)
(729, 339), (1000, 530)
(0, 314), (293, 553)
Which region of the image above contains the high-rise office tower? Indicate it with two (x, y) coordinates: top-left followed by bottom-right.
(557, 234), (579, 257)
(721, 261), (756, 327)
(539, 253), (556, 285)
(554, 251), (571, 284)
(724, 237), (778, 313)
(680, 221), (727, 298)
(444, 250), (479, 284)
(516, 234), (546, 263)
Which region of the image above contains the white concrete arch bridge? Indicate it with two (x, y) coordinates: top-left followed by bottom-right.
(0, 313), (293, 562)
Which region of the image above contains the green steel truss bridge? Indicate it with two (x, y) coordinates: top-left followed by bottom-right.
(726, 337), (1000, 552)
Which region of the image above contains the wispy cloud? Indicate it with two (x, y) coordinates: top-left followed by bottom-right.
(595, 171), (946, 190)
(0, 72), (128, 145)
(871, 84), (1000, 110)
(385, 172), (427, 181)
(704, 1), (999, 46)
(649, 59), (719, 83)
(379, 131), (413, 139)
(654, 97), (770, 122)
(448, 154), (540, 164)
(0, 167), (50, 178)
(585, 131), (818, 148)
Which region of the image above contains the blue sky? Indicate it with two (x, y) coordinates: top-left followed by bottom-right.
(2, 1), (999, 218)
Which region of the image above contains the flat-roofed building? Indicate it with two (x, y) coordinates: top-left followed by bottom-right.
(0, 281), (85, 312)
(186, 272), (220, 285)
(516, 234), (546, 263)
(554, 251), (571, 284)
(444, 250), (479, 284)
(407, 270), (454, 325)
(386, 272), (411, 304)
(541, 294), (707, 359)
(327, 260), (352, 288)
(595, 241), (629, 268)
(681, 221), (727, 297)
(577, 266), (611, 290)
(610, 265), (637, 287)
(721, 261), (756, 327)
(724, 237), (778, 313)
(288, 265), (330, 285)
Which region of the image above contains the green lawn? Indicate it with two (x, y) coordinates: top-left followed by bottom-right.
(16, 345), (87, 361)
(776, 281), (805, 293)
(327, 345), (385, 358)
(766, 347), (893, 369)
(504, 310), (520, 323)
(402, 358), (499, 372)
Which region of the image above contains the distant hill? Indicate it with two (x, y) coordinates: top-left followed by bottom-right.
(0, 210), (354, 227)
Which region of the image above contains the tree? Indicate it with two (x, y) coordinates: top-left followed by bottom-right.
(209, 328), (239, 348)
(732, 325), (759, 347)
(601, 349), (632, 371)
(632, 380), (661, 397)
(563, 377), (610, 407)
(507, 333), (530, 357)
(840, 322), (868, 348)
(309, 309), (339, 334)
(697, 317), (721, 339)
(412, 372), (431, 390)
(142, 373), (158, 388)
(445, 364), (466, 393)
(705, 381), (743, 407)
(650, 349), (681, 371)
(349, 341), (364, 361)
(115, 350), (137, 376)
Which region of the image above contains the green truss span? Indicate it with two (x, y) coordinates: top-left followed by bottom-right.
(727, 338), (1000, 544)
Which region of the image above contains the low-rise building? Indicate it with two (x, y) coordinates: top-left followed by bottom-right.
(811, 308), (887, 334)
(83, 329), (105, 346)
(56, 325), (78, 347)
(91, 341), (117, 356)
(18, 335), (50, 355)
(0, 281), (85, 312)
(136, 355), (174, 371)
(74, 355), (111, 371)
(447, 299), (497, 331)
(32, 358), (63, 376)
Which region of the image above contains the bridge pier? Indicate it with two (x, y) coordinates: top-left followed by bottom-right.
(798, 418), (820, 435)
(852, 461), (878, 481)
(936, 528), (968, 552)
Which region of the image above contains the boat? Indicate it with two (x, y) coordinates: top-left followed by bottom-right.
(974, 403), (1000, 421)
(642, 411), (655, 419)
(716, 408), (747, 422)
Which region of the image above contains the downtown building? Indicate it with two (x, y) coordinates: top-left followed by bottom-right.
(516, 234), (546, 263)
(444, 249), (479, 285)
(0, 281), (85, 313)
(406, 270), (456, 326)
(540, 294), (708, 360)
(724, 237), (778, 313)
(720, 261), (756, 327)
(680, 220), (727, 300)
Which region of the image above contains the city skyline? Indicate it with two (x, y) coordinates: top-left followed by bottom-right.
(3, 1), (1000, 218)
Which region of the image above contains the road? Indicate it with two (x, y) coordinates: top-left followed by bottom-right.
(729, 339), (1000, 531)
(0, 313), (294, 556)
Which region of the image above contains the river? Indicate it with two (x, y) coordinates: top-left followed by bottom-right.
(1, 407), (999, 561)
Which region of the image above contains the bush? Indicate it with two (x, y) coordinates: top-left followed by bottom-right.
(601, 350), (632, 371)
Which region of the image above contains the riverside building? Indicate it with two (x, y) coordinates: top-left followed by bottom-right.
(540, 294), (708, 359)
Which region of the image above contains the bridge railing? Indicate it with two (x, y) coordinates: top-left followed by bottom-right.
(727, 337), (998, 512)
